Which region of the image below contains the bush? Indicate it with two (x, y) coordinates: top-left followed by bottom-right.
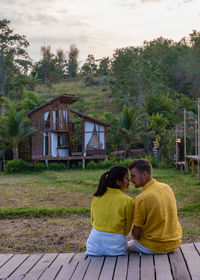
(119, 158), (135, 167)
(97, 160), (117, 169)
(158, 159), (174, 169)
(6, 159), (31, 173)
(48, 162), (67, 170)
(77, 161), (82, 169)
(145, 156), (159, 168)
(34, 162), (47, 172)
(86, 161), (98, 169)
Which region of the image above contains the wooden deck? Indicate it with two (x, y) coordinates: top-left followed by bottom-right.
(0, 243), (199, 280)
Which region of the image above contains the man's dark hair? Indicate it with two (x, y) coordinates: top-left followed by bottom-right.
(128, 159), (152, 175)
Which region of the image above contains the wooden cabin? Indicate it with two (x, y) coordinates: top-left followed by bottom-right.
(20, 94), (110, 166)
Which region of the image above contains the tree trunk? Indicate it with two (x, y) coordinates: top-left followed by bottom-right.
(125, 143), (129, 159)
(12, 147), (19, 160)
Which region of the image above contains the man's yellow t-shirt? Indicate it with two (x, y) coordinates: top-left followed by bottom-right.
(133, 179), (182, 253)
(91, 187), (134, 236)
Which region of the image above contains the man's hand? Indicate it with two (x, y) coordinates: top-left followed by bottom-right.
(132, 226), (142, 240)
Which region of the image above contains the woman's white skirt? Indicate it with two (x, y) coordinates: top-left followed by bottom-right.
(86, 227), (127, 256)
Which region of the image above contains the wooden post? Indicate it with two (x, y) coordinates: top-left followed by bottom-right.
(82, 158), (85, 169)
(184, 109), (187, 158)
(3, 151), (6, 171)
(191, 160), (195, 175)
(185, 158), (189, 173)
(195, 120), (198, 155)
(184, 109), (187, 171)
(175, 125), (178, 168)
(198, 99), (200, 179)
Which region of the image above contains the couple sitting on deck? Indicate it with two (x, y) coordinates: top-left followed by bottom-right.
(86, 159), (182, 256)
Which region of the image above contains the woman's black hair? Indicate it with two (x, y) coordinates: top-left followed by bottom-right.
(93, 165), (128, 196)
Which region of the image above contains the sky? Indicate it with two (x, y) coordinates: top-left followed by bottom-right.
(0, 0), (200, 63)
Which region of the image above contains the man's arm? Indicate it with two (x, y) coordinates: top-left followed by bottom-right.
(132, 225), (142, 240)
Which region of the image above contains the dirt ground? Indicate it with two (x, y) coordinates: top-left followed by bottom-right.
(0, 215), (91, 254)
(0, 214), (199, 254)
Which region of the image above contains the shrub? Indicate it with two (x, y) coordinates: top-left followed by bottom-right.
(119, 158), (135, 167)
(6, 159), (31, 173)
(144, 156), (159, 168)
(48, 162), (67, 170)
(158, 159), (174, 169)
(34, 162), (47, 172)
(97, 160), (117, 169)
(86, 161), (98, 169)
(77, 161), (82, 169)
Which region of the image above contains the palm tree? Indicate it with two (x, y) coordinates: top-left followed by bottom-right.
(4, 111), (39, 159)
(115, 106), (149, 158)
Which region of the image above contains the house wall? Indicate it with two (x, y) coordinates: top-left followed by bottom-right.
(30, 100), (70, 160)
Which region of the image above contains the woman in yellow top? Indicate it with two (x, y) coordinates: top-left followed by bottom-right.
(86, 166), (134, 256)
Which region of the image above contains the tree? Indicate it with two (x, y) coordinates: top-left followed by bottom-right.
(67, 44), (79, 78)
(0, 19), (31, 116)
(115, 105), (149, 158)
(56, 48), (66, 78)
(81, 54), (97, 76)
(2, 110), (39, 159)
(32, 45), (61, 84)
(97, 57), (110, 76)
(111, 47), (162, 107)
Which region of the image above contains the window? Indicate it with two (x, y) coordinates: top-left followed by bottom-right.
(58, 134), (68, 148)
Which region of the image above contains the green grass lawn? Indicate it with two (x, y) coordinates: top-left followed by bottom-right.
(0, 167), (199, 253)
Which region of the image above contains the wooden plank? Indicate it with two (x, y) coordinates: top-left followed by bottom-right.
(55, 254), (86, 280)
(70, 257), (91, 280)
(181, 243), (200, 280)
(99, 256), (116, 280)
(0, 254), (13, 268)
(55, 262), (78, 280)
(140, 254), (155, 280)
(50, 253), (74, 267)
(10, 254), (43, 277)
(154, 254), (173, 280)
(37, 265), (61, 280)
(5, 276), (24, 280)
(70, 253), (86, 264)
(84, 256), (104, 280)
(113, 255), (128, 280)
(23, 253), (58, 280)
(0, 254), (29, 278)
(169, 248), (191, 280)
(126, 253), (140, 280)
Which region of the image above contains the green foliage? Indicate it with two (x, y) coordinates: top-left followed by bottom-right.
(6, 159), (31, 173)
(86, 161), (98, 169)
(178, 204), (200, 214)
(48, 162), (67, 171)
(0, 207), (90, 219)
(34, 162), (47, 172)
(0, 19), (31, 103)
(67, 44), (79, 78)
(3, 110), (39, 159)
(77, 161), (82, 169)
(86, 158), (135, 170)
(145, 93), (176, 124)
(144, 156), (159, 168)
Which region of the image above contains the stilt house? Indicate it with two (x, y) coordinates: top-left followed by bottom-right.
(20, 94), (110, 165)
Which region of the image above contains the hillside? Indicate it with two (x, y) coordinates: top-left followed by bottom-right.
(34, 79), (114, 116)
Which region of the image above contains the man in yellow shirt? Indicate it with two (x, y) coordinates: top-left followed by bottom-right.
(128, 159), (182, 254)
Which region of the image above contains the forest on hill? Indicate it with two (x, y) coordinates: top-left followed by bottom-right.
(0, 19), (199, 162)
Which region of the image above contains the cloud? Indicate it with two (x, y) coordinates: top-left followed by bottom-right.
(141, 0), (162, 2)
